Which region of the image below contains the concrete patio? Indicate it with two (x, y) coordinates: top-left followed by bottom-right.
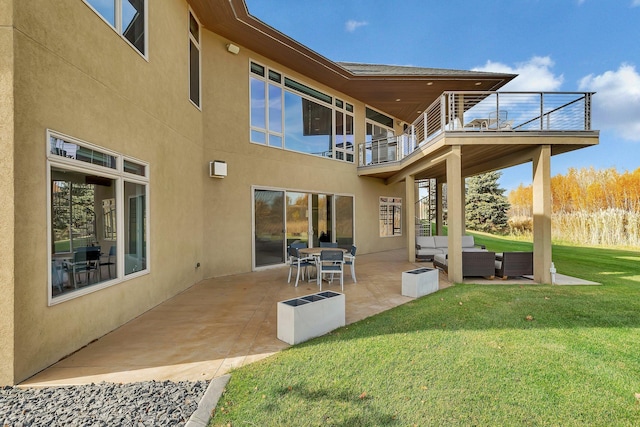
(21, 249), (594, 387)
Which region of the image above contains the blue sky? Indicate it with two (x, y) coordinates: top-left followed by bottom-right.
(246, 0), (640, 191)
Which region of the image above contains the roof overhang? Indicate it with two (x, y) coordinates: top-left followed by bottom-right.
(186, 0), (517, 123)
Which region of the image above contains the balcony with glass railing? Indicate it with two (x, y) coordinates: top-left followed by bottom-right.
(358, 91), (595, 167)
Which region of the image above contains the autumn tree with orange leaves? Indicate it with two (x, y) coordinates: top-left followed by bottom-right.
(507, 167), (640, 247)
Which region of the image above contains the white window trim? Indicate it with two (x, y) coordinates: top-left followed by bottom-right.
(82, 0), (149, 61)
(46, 129), (150, 306)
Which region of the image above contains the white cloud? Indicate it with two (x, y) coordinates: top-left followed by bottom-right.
(473, 56), (564, 91)
(579, 64), (640, 141)
(633, 0), (640, 7)
(345, 20), (368, 33)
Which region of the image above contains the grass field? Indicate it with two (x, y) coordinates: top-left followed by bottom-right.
(209, 235), (640, 426)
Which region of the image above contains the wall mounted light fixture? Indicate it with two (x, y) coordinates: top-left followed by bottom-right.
(209, 161), (227, 178)
(226, 43), (240, 54)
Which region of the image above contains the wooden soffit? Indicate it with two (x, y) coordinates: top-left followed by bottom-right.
(186, 0), (516, 123)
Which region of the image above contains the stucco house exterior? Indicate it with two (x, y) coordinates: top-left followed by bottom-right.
(0, 0), (598, 385)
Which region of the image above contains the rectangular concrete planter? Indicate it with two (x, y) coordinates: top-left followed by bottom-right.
(402, 267), (439, 298)
(277, 291), (345, 345)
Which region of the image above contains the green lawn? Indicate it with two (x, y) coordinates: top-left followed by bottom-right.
(209, 235), (640, 426)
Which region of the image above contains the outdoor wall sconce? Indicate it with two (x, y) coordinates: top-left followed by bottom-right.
(209, 160), (227, 178)
(226, 43), (240, 54)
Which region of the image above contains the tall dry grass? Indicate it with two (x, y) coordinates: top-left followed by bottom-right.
(552, 209), (640, 247)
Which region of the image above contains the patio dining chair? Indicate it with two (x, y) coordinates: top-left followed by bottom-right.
(287, 246), (315, 287)
(344, 245), (357, 283)
(319, 241), (338, 248)
(486, 110), (513, 131)
(69, 247), (101, 288)
(317, 249), (344, 291)
(99, 245), (116, 279)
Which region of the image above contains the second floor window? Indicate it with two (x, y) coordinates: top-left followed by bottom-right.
(189, 11), (201, 107)
(84, 0), (147, 56)
(250, 62), (355, 162)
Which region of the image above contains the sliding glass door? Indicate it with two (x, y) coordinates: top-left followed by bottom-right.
(335, 195), (354, 247)
(286, 192), (309, 247)
(254, 189), (285, 268)
(254, 188), (354, 269)
(312, 194), (332, 247)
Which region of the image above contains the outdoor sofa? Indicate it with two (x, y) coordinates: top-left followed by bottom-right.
(433, 251), (496, 278)
(495, 251), (533, 279)
(415, 235), (486, 261)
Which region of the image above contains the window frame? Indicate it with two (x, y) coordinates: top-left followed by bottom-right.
(379, 196), (403, 237)
(82, 0), (149, 59)
(47, 130), (150, 306)
(249, 60), (355, 163)
(188, 9), (202, 109)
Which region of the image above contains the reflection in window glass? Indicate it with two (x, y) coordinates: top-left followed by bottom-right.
(124, 160), (146, 176)
(251, 130), (266, 144)
(121, 0), (145, 54)
(124, 182), (147, 275)
(269, 135), (282, 147)
(284, 92), (332, 157)
(286, 192), (309, 246)
(50, 136), (116, 169)
(335, 195), (354, 247)
(86, 0), (115, 26)
(379, 197), (402, 237)
(268, 84), (282, 133)
(51, 167), (117, 297)
(189, 11), (201, 106)
(250, 77), (266, 130)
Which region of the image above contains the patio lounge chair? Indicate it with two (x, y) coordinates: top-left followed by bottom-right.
(495, 251), (533, 279)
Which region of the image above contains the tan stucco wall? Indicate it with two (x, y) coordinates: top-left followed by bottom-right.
(7, 0), (405, 384)
(11, 0), (205, 383)
(199, 34), (405, 277)
(0, 0), (16, 385)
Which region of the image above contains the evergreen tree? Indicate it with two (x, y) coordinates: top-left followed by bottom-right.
(466, 171), (510, 234)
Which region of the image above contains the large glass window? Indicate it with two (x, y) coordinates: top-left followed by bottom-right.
(84, 0), (147, 56)
(189, 11), (201, 107)
(48, 131), (149, 304)
(284, 92), (332, 156)
(379, 197), (402, 237)
(335, 101), (355, 162)
(250, 62), (354, 162)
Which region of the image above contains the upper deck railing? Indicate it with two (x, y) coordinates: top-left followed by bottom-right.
(359, 91), (594, 166)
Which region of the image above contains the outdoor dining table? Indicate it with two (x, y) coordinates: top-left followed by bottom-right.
(298, 247), (348, 257)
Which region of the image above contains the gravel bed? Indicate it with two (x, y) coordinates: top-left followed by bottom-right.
(0, 380), (209, 426)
